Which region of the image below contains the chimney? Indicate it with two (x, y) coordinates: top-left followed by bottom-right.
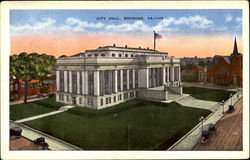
(125, 45), (127, 48)
(113, 44), (116, 47)
(147, 47), (149, 50)
(139, 46), (141, 49)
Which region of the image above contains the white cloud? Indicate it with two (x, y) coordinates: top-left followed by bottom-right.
(153, 15), (213, 31)
(11, 17), (56, 34)
(235, 17), (242, 23)
(225, 13), (233, 22)
(66, 17), (104, 28)
(105, 21), (151, 32)
(10, 15), (215, 35)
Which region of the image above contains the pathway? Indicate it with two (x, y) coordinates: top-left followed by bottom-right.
(15, 105), (75, 123)
(10, 121), (82, 150)
(175, 95), (218, 111)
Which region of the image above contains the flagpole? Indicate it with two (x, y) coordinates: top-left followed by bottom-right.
(153, 31), (156, 50)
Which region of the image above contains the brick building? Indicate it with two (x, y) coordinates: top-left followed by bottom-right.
(10, 74), (56, 101)
(207, 38), (242, 86)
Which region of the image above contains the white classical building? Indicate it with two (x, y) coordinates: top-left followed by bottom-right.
(56, 45), (182, 109)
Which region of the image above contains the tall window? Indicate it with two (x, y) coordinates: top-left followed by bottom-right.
(72, 71), (77, 93)
(79, 72), (82, 94)
(174, 66), (179, 81)
(165, 67), (168, 82)
(104, 70), (110, 95)
(60, 71), (64, 92)
(88, 71), (94, 95)
(129, 70), (133, 89)
(123, 70), (127, 90)
(99, 71), (104, 96)
(135, 69), (138, 88)
(117, 70), (121, 91)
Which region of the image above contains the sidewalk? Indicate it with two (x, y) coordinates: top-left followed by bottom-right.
(169, 92), (242, 150)
(10, 97), (48, 105)
(15, 105), (75, 123)
(10, 121), (82, 150)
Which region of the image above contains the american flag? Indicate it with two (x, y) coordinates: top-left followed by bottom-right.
(154, 32), (163, 39)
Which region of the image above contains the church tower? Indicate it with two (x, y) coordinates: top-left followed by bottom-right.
(232, 37), (239, 56)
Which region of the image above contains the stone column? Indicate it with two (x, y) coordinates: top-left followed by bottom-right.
(94, 70), (100, 96)
(138, 68), (149, 88)
(162, 67), (166, 85)
(69, 71), (72, 93)
(132, 69), (135, 89)
(64, 71), (68, 92)
(77, 71), (80, 94)
(114, 70), (118, 93)
(179, 66), (181, 81)
(127, 70), (130, 90)
(56, 71), (60, 91)
(120, 70), (123, 91)
(81, 71), (85, 95)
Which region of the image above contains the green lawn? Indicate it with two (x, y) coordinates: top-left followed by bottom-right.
(10, 97), (65, 121)
(183, 87), (236, 102)
(23, 100), (211, 150)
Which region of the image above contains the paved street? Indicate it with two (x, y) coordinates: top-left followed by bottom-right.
(193, 98), (242, 150)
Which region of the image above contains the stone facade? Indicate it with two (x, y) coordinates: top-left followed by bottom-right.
(56, 45), (182, 109)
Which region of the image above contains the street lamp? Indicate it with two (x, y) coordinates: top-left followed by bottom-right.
(199, 116), (204, 133)
(219, 100), (225, 114)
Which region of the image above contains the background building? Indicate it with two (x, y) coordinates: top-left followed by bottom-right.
(207, 38), (242, 86)
(10, 74), (56, 101)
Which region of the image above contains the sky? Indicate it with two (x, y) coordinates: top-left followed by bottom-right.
(10, 9), (242, 57)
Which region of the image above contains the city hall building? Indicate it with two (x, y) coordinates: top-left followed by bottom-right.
(56, 45), (182, 109)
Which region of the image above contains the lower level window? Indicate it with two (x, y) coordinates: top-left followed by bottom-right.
(67, 95), (69, 102)
(87, 98), (91, 105)
(113, 96), (116, 102)
(100, 99), (103, 106)
(109, 97), (111, 103)
(79, 97), (82, 104)
(106, 98), (108, 104)
(90, 99), (94, 106)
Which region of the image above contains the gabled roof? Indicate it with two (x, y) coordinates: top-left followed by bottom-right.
(222, 56), (231, 64)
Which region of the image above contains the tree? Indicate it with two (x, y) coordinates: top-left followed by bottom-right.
(10, 52), (56, 104)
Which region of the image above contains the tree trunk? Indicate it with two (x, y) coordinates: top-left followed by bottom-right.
(24, 79), (29, 104)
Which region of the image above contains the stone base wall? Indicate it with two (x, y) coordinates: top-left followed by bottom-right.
(137, 89), (168, 101)
(56, 90), (136, 110)
(168, 86), (183, 94)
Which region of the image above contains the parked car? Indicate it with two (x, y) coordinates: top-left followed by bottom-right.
(10, 127), (22, 137)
